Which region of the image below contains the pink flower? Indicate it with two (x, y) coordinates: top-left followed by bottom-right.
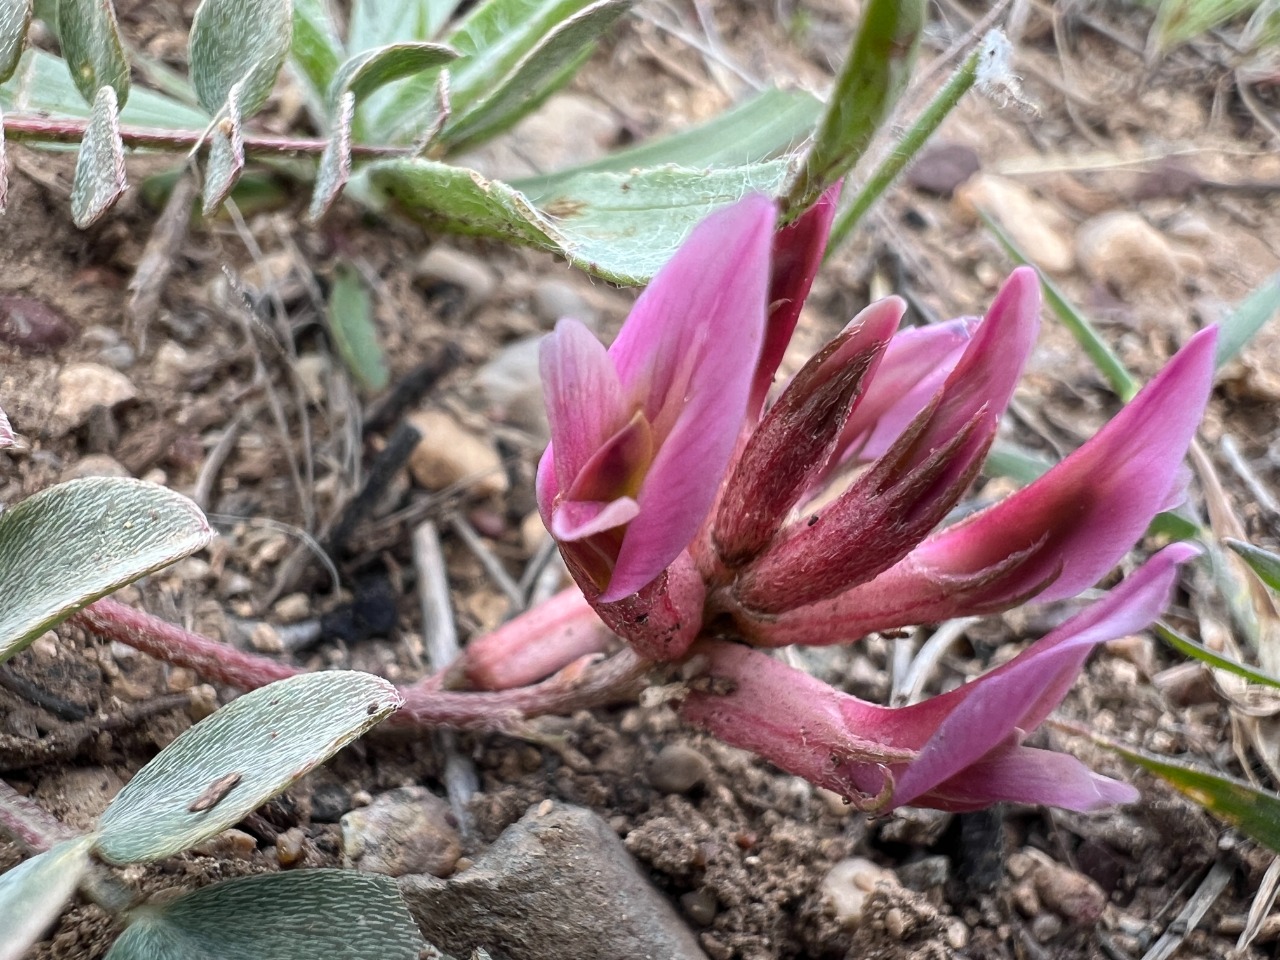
(738, 326), (1217, 646)
(537, 195), (776, 603)
(681, 544), (1195, 812)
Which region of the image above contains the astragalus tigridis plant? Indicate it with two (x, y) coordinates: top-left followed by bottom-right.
(478, 189), (1216, 813)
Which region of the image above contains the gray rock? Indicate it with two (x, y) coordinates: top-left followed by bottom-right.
(399, 801), (708, 960)
(342, 786), (462, 878)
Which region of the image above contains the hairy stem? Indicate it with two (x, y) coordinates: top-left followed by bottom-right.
(0, 779), (78, 853)
(2, 115), (410, 159)
(71, 597), (649, 733)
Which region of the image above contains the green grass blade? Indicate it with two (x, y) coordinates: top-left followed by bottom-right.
(1225, 537), (1280, 592)
(1215, 271), (1280, 370)
(1156, 622), (1280, 689)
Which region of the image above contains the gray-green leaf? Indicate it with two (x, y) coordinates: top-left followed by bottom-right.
(201, 81), (245, 216)
(0, 477), (212, 665)
(0, 0), (30, 84)
(1215, 271), (1280, 370)
(56, 0), (130, 107)
(106, 871), (426, 960)
(290, 0), (344, 111)
(437, 0), (629, 153)
(370, 156), (792, 284)
(189, 0), (292, 117)
(1226, 537), (1280, 593)
(95, 671), (402, 864)
(326, 262), (388, 391)
(0, 836), (94, 960)
(328, 41), (456, 109)
(70, 84), (126, 228)
(308, 89), (353, 221)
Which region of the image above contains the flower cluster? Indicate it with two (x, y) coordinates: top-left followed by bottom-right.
(535, 193), (1214, 812)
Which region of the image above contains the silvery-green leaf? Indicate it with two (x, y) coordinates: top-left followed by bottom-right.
(349, 0), (436, 51)
(0, 0), (31, 84)
(105, 871), (426, 960)
(70, 84), (126, 227)
(290, 0), (343, 111)
(412, 67), (449, 154)
(368, 0), (594, 143)
(201, 82), (244, 216)
(0, 836), (94, 960)
(369, 156), (792, 284)
(326, 262), (388, 391)
(437, 0), (628, 153)
(308, 89), (352, 222)
(189, 0), (292, 117)
(0, 106), (8, 213)
(327, 41), (455, 109)
(1, 49), (210, 127)
(95, 671), (402, 864)
(0, 477), (212, 664)
(0, 403), (12, 445)
(56, 0), (129, 106)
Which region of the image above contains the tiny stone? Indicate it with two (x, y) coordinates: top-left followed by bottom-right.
(407, 409), (507, 497)
(165, 668), (197, 693)
(54, 363), (136, 429)
(884, 906), (907, 940)
(897, 855), (951, 891)
(351, 789), (374, 807)
(311, 783), (354, 823)
(30, 632), (59, 659)
(98, 343), (136, 371)
(1011, 879), (1040, 917)
(1032, 861), (1106, 927)
(532, 279), (596, 328)
(1006, 851), (1035, 879)
(414, 246), (497, 312)
(249, 622), (283, 653)
(822, 857), (898, 930)
(187, 685), (219, 721)
(648, 743), (711, 794)
(276, 826), (307, 868)
(946, 920), (969, 950)
(1031, 913), (1063, 943)
(273, 592), (311, 623)
(680, 888), (718, 926)
(191, 828), (257, 859)
(219, 572), (254, 597)
(906, 142), (981, 197)
(341, 786), (463, 878)
(0, 296), (76, 353)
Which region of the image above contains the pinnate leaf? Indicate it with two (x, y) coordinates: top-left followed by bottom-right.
(0, 836), (94, 960)
(70, 84), (126, 227)
(105, 871), (426, 960)
(94, 671), (402, 864)
(327, 40), (456, 108)
(437, 0), (629, 152)
(0, 478), (212, 665)
(201, 81), (245, 216)
(308, 89), (353, 221)
(57, 0), (129, 106)
(189, 0), (292, 117)
(0, 0), (31, 84)
(326, 262), (388, 390)
(370, 156), (792, 285)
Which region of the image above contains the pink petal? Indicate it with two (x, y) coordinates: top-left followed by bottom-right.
(550, 497), (640, 541)
(601, 195), (776, 600)
(909, 325), (1217, 607)
(751, 183), (842, 412)
(919, 745), (1139, 812)
(885, 543), (1194, 805)
(538, 318), (629, 505)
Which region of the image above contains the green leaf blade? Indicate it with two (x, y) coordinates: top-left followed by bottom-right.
(1215, 272), (1280, 370)
(1226, 537), (1280, 592)
(56, 0), (129, 107)
(1156, 622), (1280, 690)
(0, 478), (212, 664)
(328, 40), (456, 108)
(290, 0), (345, 111)
(189, 0), (292, 117)
(0, 836), (94, 960)
(105, 871), (426, 960)
(0, 0), (31, 85)
(327, 263), (388, 390)
(95, 671), (402, 864)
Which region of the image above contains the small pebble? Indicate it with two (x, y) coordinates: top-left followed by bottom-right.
(276, 826), (307, 868)
(0, 296), (76, 353)
(273, 593), (311, 623)
(1076, 210), (1182, 301)
(190, 828), (257, 859)
(897, 855), (950, 891)
(906, 142), (981, 197)
(648, 743), (711, 794)
(186, 685), (219, 721)
(679, 888), (718, 926)
(54, 363), (136, 429)
(1031, 913), (1064, 942)
(341, 786), (462, 878)
(407, 409), (507, 497)
(884, 906), (907, 940)
(533, 279), (596, 328)
(1032, 860), (1106, 927)
(821, 857), (899, 930)
(955, 174), (1075, 274)
(414, 246), (497, 312)
(311, 783), (354, 823)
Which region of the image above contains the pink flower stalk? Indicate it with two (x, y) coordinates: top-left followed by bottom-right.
(681, 543), (1195, 812)
(739, 326), (1216, 646)
(536, 195), (775, 605)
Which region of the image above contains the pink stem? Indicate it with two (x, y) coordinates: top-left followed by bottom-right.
(2, 115), (411, 158)
(73, 598), (300, 689)
(449, 587), (614, 691)
(72, 598), (649, 733)
(0, 780), (78, 854)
